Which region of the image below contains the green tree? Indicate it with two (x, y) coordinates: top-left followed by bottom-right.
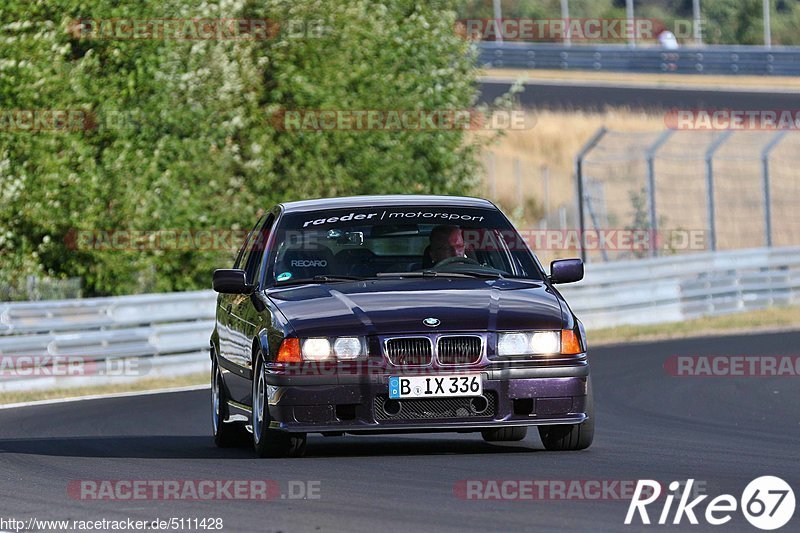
(1, 0), (489, 297)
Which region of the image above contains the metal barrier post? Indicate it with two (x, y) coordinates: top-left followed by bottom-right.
(492, 0), (503, 43)
(477, 43), (800, 76)
(761, 130), (788, 248)
(574, 127), (608, 263)
(705, 131), (734, 252)
(645, 130), (674, 257)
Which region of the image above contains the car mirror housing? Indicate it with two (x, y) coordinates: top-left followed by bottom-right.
(549, 259), (584, 284)
(212, 269), (255, 294)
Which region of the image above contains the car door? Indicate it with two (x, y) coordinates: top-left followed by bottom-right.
(216, 216), (264, 372)
(226, 213), (276, 403)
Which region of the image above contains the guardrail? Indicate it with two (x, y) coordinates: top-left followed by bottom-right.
(0, 291), (216, 392)
(1, 246), (798, 391)
(560, 246), (800, 329)
(478, 42), (800, 76)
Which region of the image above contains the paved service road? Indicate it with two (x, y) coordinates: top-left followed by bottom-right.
(479, 79), (800, 111)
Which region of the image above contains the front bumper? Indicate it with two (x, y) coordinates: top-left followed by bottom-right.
(263, 363), (590, 433)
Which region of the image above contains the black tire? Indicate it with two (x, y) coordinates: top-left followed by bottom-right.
(251, 352), (307, 458)
(538, 377), (595, 451)
(212, 357), (248, 447)
(481, 426), (528, 442)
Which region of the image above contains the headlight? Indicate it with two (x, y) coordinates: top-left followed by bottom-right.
(529, 331), (560, 354)
(333, 337), (364, 359)
(497, 331), (562, 356)
(301, 338), (332, 361)
(301, 336), (367, 361)
(497, 333), (530, 356)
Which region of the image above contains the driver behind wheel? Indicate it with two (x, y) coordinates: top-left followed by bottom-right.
(429, 224), (466, 264)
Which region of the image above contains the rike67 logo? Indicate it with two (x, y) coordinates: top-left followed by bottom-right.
(626, 477), (795, 530)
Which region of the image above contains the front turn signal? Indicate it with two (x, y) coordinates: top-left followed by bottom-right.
(276, 338), (302, 363)
(561, 330), (583, 355)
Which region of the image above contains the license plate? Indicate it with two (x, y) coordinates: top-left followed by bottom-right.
(389, 375), (482, 399)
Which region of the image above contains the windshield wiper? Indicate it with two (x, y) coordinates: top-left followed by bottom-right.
(375, 270), (502, 279)
(274, 275), (366, 287)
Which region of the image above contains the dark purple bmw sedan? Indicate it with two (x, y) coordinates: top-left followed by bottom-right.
(211, 195), (592, 457)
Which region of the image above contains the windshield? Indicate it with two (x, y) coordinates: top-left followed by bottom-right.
(264, 206), (544, 285)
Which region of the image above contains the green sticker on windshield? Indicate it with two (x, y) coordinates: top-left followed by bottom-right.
(277, 272), (292, 282)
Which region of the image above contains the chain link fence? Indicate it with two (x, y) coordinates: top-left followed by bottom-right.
(483, 129), (800, 264)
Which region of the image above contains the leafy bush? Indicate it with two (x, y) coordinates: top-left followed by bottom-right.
(0, 0), (486, 297)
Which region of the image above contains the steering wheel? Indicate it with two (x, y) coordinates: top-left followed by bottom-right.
(433, 256), (481, 269)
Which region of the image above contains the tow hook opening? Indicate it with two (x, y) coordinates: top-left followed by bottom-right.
(470, 396), (489, 414)
(383, 399), (402, 416)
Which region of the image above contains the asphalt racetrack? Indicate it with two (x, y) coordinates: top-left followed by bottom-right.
(479, 79), (800, 111)
(1, 331), (798, 532)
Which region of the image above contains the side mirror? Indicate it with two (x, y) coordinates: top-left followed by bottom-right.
(549, 259), (584, 284)
(213, 269), (254, 294)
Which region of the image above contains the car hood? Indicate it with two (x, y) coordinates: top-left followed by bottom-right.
(266, 278), (564, 337)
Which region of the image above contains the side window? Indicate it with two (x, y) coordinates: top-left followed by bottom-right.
(242, 214), (276, 286)
(233, 216), (265, 270)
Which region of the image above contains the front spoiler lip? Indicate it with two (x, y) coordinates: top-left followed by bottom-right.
(269, 415), (587, 434)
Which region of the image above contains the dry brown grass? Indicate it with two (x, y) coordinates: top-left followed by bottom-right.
(483, 68), (800, 92)
(475, 108), (665, 224)
(474, 108), (799, 257)
(591, 306), (800, 346)
(0, 372), (207, 405)
(489, 108), (663, 174)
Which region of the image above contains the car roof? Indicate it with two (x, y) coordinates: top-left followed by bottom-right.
(279, 195), (496, 213)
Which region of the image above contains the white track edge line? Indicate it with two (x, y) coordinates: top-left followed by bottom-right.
(0, 384), (210, 410)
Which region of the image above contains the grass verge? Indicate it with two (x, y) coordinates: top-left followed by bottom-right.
(0, 372), (208, 406)
(590, 306), (800, 346)
(482, 68), (800, 92)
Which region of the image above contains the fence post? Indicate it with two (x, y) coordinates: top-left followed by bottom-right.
(760, 130), (787, 248)
(705, 131), (733, 252)
(645, 130), (674, 258)
(574, 127), (608, 263)
(492, 0), (503, 42)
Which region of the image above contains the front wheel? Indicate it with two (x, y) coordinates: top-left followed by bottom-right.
(252, 352), (307, 458)
(538, 377), (594, 451)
